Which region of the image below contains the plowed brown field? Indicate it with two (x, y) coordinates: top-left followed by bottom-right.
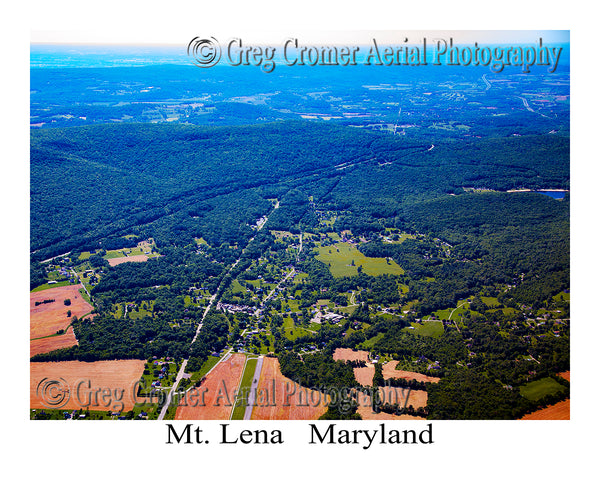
(333, 348), (369, 363)
(31, 284), (92, 338)
(107, 255), (149, 267)
(30, 360), (145, 412)
(30, 326), (78, 357)
(354, 364), (375, 386)
(382, 361), (440, 383)
(356, 390), (428, 420)
(175, 353), (246, 420)
(250, 357), (328, 420)
(520, 399), (570, 420)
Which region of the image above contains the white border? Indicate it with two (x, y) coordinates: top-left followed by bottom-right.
(4, 0), (597, 477)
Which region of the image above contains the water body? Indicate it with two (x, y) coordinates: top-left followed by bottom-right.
(537, 191), (566, 199)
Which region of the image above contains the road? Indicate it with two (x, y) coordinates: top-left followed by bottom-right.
(260, 267), (295, 308)
(517, 96), (534, 113)
(157, 199), (280, 420)
(70, 267), (91, 299)
(192, 293), (218, 342)
(448, 302), (467, 333)
(243, 355), (264, 420)
(40, 251), (72, 264)
(349, 291), (359, 306)
(157, 293), (216, 420)
(482, 74), (491, 90)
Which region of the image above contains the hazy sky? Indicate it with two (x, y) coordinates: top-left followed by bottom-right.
(31, 30), (570, 47)
(29, 0), (570, 46)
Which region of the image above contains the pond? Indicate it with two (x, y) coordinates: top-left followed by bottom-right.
(537, 191), (566, 199)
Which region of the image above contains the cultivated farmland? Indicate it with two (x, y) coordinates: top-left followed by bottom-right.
(353, 364), (375, 387)
(558, 371), (570, 382)
(30, 284), (92, 340)
(175, 353), (246, 420)
(383, 361), (441, 383)
(520, 399), (570, 420)
(30, 326), (78, 357)
(332, 348), (375, 386)
(333, 348), (370, 363)
(355, 390), (427, 421)
(107, 255), (150, 267)
(380, 386), (428, 410)
(30, 359), (146, 412)
(250, 357), (328, 420)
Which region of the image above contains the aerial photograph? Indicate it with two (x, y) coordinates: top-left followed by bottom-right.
(13, 0), (600, 474)
(28, 29), (572, 425)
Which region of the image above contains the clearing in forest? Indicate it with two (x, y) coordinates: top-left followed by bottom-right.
(315, 242), (404, 277)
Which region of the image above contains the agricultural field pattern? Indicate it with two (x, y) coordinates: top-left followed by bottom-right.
(30, 41), (570, 421)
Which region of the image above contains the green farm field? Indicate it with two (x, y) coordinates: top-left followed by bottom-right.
(403, 320), (445, 338)
(31, 280), (72, 292)
(315, 242), (404, 278)
(282, 315), (314, 341)
(231, 356), (258, 420)
(520, 377), (567, 402)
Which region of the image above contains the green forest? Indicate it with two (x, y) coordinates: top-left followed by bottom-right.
(30, 120), (569, 420)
